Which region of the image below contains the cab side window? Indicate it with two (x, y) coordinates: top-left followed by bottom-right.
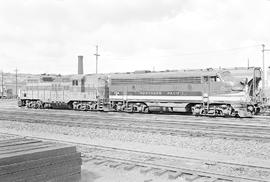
(210, 76), (216, 82)
(203, 76), (209, 82)
(72, 80), (78, 86)
(204, 76), (220, 82)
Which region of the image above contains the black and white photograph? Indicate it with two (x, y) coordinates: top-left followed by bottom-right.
(0, 0), (270, 181)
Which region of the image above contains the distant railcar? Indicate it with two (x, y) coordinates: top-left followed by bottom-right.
(19, 74), (108, 110)
(18, 67), (262, 117)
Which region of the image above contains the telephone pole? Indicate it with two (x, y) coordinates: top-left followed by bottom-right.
(94, 45), (100, 74)
(1, 71), (3, 98)
(15, 68), (18, 98)
(262, 44), (270, 94)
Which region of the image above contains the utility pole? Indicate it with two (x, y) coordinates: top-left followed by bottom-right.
(94, 45), (100, 74)
(262, 44), (270, 94)
(247, 58), (249, 69)
(1, 71), (3, 98)
(15, 68), (18, 98)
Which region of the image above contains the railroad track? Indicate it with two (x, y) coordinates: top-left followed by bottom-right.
(0, 132), (269, 182)
(2, 106), (270, 125)
(1, 109), (270, 141)
(1, 106), (270, 126)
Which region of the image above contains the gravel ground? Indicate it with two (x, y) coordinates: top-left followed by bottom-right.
(0, 120), (269, 165)
(1, 99), (270, 181)
(0, 132), (20, 140)
(80, 164), (191, 182)
(0, 122), (193, 182)
(1, 120), (270, 181)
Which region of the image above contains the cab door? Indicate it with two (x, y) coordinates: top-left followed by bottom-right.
(81, 78), (85, 92)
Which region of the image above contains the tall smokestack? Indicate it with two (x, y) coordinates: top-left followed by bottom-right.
(78, 56), (84, 74)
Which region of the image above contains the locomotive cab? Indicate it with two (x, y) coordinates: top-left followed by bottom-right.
(69, 74), (109, 111)
(193, 68), (262, 117)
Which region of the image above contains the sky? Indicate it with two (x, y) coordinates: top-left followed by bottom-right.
(0, 0), (270, 75)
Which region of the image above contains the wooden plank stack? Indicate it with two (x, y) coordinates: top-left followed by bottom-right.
(0, 138), (82, 182)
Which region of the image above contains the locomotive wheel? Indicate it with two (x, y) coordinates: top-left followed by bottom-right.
(86, 105), (91, 111)
(143, 107), (149, 113)
(76, 104), (82, 110)
(36, 101), (43, 109)
(36, 104), (42, 109)
(30, 102), (36, 109)
(215, 109), (223, 116)
(34, 102), (39, 109)
(80, 105), (87, 111)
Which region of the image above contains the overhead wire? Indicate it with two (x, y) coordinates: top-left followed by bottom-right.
(161, 44), (262, 57)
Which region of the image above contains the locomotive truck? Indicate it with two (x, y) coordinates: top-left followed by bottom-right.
(18, 67), (262, 117)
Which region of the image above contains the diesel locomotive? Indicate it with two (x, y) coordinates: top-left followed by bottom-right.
(18, 67), (262, 117)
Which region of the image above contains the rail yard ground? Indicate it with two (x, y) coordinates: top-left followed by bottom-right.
(1, 99), (270, 182)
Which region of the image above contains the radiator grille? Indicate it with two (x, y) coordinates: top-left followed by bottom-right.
(111, 77), (201, 85)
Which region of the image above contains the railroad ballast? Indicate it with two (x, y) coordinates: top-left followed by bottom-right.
(18, 67), (263, 117)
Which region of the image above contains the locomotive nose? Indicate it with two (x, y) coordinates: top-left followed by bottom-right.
(231, 86), (244, 91)
(230, 79), (246, 92)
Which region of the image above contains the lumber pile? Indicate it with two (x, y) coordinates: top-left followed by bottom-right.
(0, 137), (82, 182)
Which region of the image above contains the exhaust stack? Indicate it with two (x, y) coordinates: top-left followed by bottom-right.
(78, 56), (84, 75)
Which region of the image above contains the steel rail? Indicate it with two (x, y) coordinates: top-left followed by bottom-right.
(1, 107), (270, 124)
(0, 132), (269, 182)
(1, 109), (270, 128)
(1, 113), (270, 141)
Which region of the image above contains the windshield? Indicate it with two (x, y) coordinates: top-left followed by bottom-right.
(219, 71), (245, 91)
(219, 71), (234, 81)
